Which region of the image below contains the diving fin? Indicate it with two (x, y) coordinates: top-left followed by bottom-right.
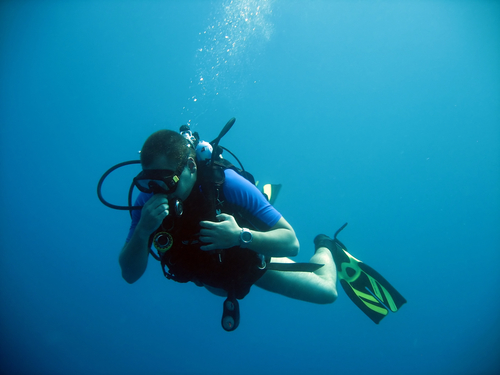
(263, 184), (281, 205)
(257, 183), (282, 205)
(331, 223), (407, 324)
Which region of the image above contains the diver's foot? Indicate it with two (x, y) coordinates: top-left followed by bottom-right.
(314, 234), (335, 254)
(314, 234), (348, 273)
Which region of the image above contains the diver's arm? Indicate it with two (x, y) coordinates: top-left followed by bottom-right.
(244, 217), (299, 258)
(119, 194), (169, 283)
(119, 228), (151, 284)
(199, 215), (300, 258)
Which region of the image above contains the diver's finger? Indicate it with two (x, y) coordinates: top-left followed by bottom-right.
(215, 213), (233, 222)
(199, 220), (217, 228)
(199, 228), (214, 236)
(199, 235), (214, 244)
(200, 243), (215, 251)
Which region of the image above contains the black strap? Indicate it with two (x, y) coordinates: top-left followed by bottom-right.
(266, 262), (324, 272)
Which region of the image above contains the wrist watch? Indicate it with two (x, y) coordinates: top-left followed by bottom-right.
(240, 228), (253, 246)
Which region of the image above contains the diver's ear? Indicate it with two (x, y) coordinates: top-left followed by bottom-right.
(187, 157), (197, 173)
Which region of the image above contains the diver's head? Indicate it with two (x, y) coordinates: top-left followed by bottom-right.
(134, 130), (197, 201)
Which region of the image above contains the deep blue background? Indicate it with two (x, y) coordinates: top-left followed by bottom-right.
(1, 1), (499, 374)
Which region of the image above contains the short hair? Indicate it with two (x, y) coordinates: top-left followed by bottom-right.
(140, 130), (195, 170)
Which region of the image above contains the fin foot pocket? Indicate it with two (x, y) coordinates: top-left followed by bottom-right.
(221, 297), (240, 331)
(313, 234), (334, 253)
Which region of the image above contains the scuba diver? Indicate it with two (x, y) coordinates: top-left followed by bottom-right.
(98, 118), (406, 331)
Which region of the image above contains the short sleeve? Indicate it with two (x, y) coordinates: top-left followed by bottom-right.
(222, 169), (282, 229)
(125, 192), (153, 242)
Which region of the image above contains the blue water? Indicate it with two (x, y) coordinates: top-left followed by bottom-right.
(1, 1), (499, 374)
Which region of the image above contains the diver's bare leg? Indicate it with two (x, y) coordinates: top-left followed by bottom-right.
(254, 247), (338, 304)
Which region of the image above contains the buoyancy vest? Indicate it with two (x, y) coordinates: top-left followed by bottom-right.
(151, 159), (267, 300)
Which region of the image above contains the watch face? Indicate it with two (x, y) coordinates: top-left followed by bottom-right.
(241, 230), (252, 243)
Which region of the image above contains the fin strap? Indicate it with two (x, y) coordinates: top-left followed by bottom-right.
(266, 262), (324, 272)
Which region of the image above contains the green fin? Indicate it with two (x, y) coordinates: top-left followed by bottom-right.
(332, 224), (407, 324)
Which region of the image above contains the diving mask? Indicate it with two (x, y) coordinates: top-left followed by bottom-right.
(133, 169), (180, 195)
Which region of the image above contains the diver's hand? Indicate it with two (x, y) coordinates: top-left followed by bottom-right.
(199, 214), (240, 251)
(136, 194), (169, 235)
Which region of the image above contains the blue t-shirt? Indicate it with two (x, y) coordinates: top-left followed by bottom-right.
(126, 169), (281, 242)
